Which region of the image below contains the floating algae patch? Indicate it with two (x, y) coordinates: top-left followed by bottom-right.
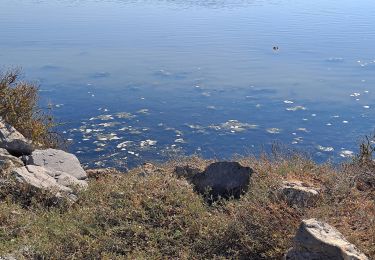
(340, 150), (354, 158)
(137, 109), (150, 115)
(296, 128), (309, 133)
(90, 114), (114, 121)
(316, 145), (334, 152)
(116, 141), (133, 149)
(292, 136), (303, 144)
(185, 124), (207, 134)
(326, 57), (344, 63)
(140, 139), (157, 148)
(266, 128), (281, 134)
(286, 106), (306, 111)
(97, 122), (121, 127)
(95, 133), (121, 141)
(209, 120), (258, 133)
(174, 138), (186, 143)
(115, 112), (135, 119)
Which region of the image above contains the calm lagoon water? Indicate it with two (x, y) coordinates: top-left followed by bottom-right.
(1, 0), (375, 168)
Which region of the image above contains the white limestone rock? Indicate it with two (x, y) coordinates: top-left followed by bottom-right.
(285, 218), (369, 260)
(0, 119), (33, 156)
(280, 180), (320, 208)
(23, 149), (87, 180)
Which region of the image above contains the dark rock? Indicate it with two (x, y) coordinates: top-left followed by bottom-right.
(192, 161), (253, 200)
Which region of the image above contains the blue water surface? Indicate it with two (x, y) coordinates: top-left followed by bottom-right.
(1, 0), (375, 168)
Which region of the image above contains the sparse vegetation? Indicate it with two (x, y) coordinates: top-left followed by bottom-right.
(0, 154), (374, 259)
(0, 69), (62, 149)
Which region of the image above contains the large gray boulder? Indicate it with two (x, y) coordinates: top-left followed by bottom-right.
(11, 165), (87, 200)
(12, 165), (72, 194)
(279, 180), (320, 208)
(23, 149), (87, 180)
(0, 119), (33, 156)
(192, 161), (253, 200)
(285, 219), (368, 260)
(42, 166), (88, 189)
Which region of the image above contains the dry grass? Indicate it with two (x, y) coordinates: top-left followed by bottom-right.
(1, 153), (374, 259)
(0, 69), (62, 149)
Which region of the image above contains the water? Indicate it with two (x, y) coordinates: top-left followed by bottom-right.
(1, 0), (375, 168)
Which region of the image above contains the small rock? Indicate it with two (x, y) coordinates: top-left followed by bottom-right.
(192, 161), (253, 200)
(142, 163), (157, 175)
(0, 255), (17, 260)
(138, 163), (161, 177)
(23, 149), (87, 180)
(285, 218), (369, 260)
(279, 180), (319, 208)
(0, 119), (33, 156)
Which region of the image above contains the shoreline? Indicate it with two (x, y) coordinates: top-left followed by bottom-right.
(1, 118), (374, 258)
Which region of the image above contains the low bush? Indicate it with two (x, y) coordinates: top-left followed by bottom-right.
(0, 69), (62, 148)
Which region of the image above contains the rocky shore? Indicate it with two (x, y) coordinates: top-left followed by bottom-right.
(0, 118), (372, 259)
